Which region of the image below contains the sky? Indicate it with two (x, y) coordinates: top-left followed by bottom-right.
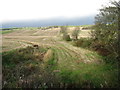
(0, 0), (112, 23)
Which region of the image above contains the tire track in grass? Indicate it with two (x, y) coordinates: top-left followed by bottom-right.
(47, 39), (83, 70)
(48, 39), (100, 71)
(16, 36), (100, 68)
(58, 41), (101, 63)
(52, 46), (67, 62)
(51, 45), (79, 70)
(50, 46), (72, 70)
(58, 48), (80, 70)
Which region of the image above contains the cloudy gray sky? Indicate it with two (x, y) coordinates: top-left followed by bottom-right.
(1, 0), (112, 23)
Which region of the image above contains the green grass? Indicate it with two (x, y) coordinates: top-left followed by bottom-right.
(0, 27), (38, 35)
(2, 46), (48, 88)
(2, 46), (46, 68)
(2, 44), (119, 88)
(2, 26), (119, 88)
(80, 25), (94, 27)
(65, 25), (93, 27)
(0, 30), (14, 34)
(58, 63), (118, 88)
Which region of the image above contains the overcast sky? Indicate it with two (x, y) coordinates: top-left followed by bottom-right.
(1, 0), (112, 23)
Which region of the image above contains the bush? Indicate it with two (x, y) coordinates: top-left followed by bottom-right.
(60, 26), (67, 34)
(60, 26), (71, 41)
(74, 38), (92, 48)
(71, 27), (80, 40)
(63, 34), (71, 41)
(90, 1), (119, 63)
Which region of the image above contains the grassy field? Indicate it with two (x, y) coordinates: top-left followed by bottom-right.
(0, 30), (14, 34)
(2, 26), (119, 88)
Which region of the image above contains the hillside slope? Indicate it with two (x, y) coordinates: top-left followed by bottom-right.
(2, 27), (118, 88)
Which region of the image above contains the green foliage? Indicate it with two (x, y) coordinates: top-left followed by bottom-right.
(0, 30), (14, 34)
(2, 46), (46, 68)
(59, 63), (118, 88)
(74, 38), (92, 48)
(91, 1), (119, 63)
(53, 26), (59, 28)
(2, 41), (119, 88)
(2, 46), (47, 88)
(46, 49), (56, 66)
(60, 26), (71, 41)
(63, 34), (71, 41)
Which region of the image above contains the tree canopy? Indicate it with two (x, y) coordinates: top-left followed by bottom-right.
(91, 1), (120, 63)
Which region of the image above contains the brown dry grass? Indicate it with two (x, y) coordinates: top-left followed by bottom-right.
(43, 49), (53, 62)
(2, 27), (91, 52)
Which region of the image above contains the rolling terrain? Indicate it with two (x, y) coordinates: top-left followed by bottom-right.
(2, 27), (91, 52)
(2, 27), (118, 88)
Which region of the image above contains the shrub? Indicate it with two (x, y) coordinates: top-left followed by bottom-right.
(91, 1), (119, 63)
(74, 38), (92, 48)
(72, 27), (80, 40)
(63, 34), (71, 41)
(60, 26), (71, 41)
(60, 26), (67, 34)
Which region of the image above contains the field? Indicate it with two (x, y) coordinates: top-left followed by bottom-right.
(2, 27), (91, 52)
(2, 26), (118, 88)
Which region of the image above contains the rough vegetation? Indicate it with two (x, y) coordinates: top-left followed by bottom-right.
(71, 27), (80, 40)
(2, 1), (119, 88)
(60, 26), (71, 41)
(2, 46), (119, 88)
(73, 1), (119, 64)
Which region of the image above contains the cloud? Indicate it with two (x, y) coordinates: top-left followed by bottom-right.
(1, 0), (110, 22)
(2, 15), (95, 28)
